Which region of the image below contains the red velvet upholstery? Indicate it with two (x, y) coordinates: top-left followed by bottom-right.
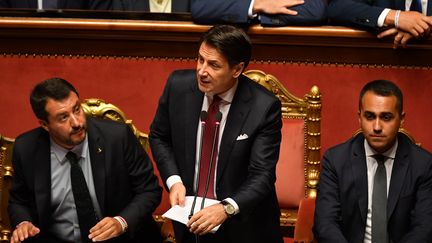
(293, 198), (316, 242)
(277, 119), (306, 209)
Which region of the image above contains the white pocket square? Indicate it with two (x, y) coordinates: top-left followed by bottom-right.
(236, 134), (249, 140)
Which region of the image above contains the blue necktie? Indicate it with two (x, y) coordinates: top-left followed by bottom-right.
(410, 0), (422, 13)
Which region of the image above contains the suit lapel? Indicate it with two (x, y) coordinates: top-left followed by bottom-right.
(216, 76), (251, 183)
(184, 79), (204, 186)
(351, 135), (369, 222)
(34, 130), (52, 228)
(86, 118), (106, 214)
(387, 135), (409, 219)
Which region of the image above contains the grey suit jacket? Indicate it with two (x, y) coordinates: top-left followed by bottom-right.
(149, 69), (283, 243)
(314, 133), (432, 243)
(8, 117), (162, 243)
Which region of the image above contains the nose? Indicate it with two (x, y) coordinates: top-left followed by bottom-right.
(197, 63), (208, 77)
(373, 119), (382, 134)
(70, 114), (80, 128)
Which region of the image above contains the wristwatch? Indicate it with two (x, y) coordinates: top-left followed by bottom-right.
(221, 200), (235, 217)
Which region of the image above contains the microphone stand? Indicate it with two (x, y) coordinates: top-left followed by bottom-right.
(200, 111), (222, 210)
(191, 111), (221, 243)
(189, 111), (208, 220)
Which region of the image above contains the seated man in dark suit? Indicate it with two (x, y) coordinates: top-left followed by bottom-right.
(190, 0), (327, 26)
(0, 0), (109, 10)
(112, 0), (190, 12)
(314, 80), (432, 242)
(8, 78), (162, 243)
(328, 0), (432, 48)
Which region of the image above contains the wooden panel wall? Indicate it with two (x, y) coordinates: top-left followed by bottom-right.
(0, 18), (431, 154)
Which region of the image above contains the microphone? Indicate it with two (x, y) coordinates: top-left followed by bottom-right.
(189, 111), (208, 219)
(200, 111), (223, 210)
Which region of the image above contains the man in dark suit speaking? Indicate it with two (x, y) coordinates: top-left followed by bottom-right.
(8, 78), (162, 243)
(314, 80), (432, 242)
(150, 25), (283, 243)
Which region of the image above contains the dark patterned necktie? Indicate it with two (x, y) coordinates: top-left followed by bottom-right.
(372, 154), (388, 243)
(66, 152), (98, 243)
(410, 0), (422, 13)
(197, 96), (222, 199)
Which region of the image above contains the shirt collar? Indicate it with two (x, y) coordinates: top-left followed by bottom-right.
(205, 78), (239, 104)
(51, 134), (88, 164)
(364, 137), (398, 160)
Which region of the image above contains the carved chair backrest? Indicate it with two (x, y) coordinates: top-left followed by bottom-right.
(244, 70), (321, 227)
(0, 135), (14, 242)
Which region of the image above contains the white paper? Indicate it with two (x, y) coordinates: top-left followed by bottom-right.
(162, 196), (221, 233)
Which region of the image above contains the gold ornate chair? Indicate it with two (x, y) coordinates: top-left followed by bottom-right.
(81, 98), (149, 151)
(0, 135), (14, 242)
(244, 70), (321, 242)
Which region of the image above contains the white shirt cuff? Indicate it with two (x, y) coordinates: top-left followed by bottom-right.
(248, 0), (258, 19)
(378, 8), (391, 27)
(166, 175), (183, 190)
(224, 198), (240, 215)
(113, 216), (128, 233)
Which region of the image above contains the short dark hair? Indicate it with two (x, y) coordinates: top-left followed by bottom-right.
(359, 80), (403, 114)
(199, 25), (252, 71)
(30, 77), (79, 122)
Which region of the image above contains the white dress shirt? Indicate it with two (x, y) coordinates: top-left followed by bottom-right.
(363, 139), (398, 243)
(166, 79), (240, 214)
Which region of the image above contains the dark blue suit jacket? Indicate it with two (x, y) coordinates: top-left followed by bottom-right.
(328, 0), (432, 30)
(112, 0), (190, 12)
(191, 0), (327, 25)
(8, 117), (162, 243)
(314, 133), (432, 243)
(149, 70), (283, 243)
(0, 0), (109, 9)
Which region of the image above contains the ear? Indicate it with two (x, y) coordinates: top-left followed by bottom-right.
(39, 119), (49, 132)
(358, 110), (361, 125)
(232, 62), (245, 79)
(400, 111), (405, 126)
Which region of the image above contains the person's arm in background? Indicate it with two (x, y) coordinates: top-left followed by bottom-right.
(378, 9), (432, 48)
(329, 0), (432, 48)
(328, 0), (385, 29)
(191, 0), (325, 25)
(260, 0), (327, 26)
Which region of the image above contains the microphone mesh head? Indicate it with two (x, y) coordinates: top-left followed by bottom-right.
(215, 111), (223, 122)
(200, 110), (208, 121)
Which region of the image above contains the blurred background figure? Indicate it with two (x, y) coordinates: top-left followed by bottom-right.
(112, 0), (190, 13)
(0, 0), (109, 10)
(191, 0), (327, 26)
(328, 0), (432, 48)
